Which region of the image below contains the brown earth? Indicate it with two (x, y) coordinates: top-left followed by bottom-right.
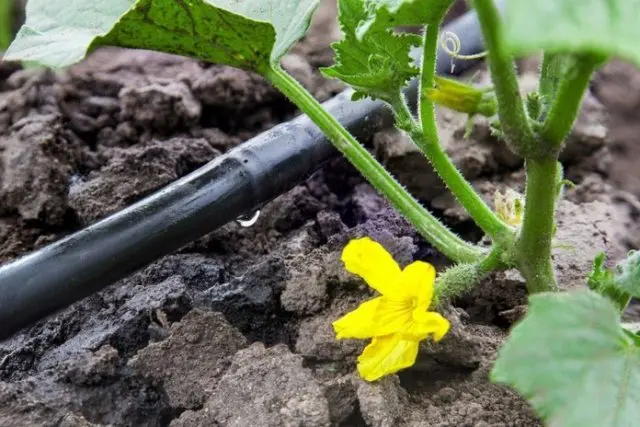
(1, 1), (640, 426)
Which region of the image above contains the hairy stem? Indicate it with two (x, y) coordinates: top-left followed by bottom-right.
(538, 52), (568, 114)
(418, 23), (440, 132)
(516, 158), (559, 293)
(413, 131), (511, 242)
(410, 15), (510, 243)
(435, 245), (506, 303)
(265, 66), (484, 263)
(393, 96), (511, 243)
(472, 0), (533, 156)
(541, 55), (600, 148)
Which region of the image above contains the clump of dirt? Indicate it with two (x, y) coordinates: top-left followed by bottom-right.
(0, 113), (84, 225)
(68, 137), (219, 224)
(592, 60), (640, 199)
(2, 1), (640, 426)
(129, 310), (248, 411)
(173, 343), (332, 426)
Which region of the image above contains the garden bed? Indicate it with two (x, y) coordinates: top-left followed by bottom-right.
(1, 1), (639, 426)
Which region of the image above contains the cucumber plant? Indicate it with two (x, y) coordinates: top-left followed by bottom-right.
(6, 0), (640, 424)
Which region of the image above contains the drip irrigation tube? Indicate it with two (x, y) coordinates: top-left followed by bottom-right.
(0, 9), (489, 341)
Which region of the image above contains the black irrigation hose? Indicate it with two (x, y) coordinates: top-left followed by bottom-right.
(0, 9), (489, 341)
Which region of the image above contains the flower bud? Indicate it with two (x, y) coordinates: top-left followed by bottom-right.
(426, 76), (497, 117)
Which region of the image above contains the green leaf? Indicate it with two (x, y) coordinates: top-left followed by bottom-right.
(613, 250), (640, 298)
(505, 0), (640, 66)
(5, 0), (319, 73)
(357, 0), (453, 38)
(492, 290), (640, 427)
(321, 0), (422, 103)
(322, 0), (452, 103)
(5, 0), (133, 67)
(588, 252), (630, 312)
(587, 251), (640, 312)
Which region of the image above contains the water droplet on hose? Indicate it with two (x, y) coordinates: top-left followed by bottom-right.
(236, 210), (260, 227)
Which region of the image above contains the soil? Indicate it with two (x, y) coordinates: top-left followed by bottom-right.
(1, 1), (640, 426)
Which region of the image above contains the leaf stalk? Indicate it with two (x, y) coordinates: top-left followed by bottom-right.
(472, 0), (534, 157)
(541, 55), (600, 148)
(265, 65), (485, 263)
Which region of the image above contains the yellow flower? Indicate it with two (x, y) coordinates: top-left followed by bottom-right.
(332, 237), (450, 381)
(494, 188), (524, 227)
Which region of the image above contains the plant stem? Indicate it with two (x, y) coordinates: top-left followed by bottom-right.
(538, 52), (567, 114)
(418, 23), (439, 132)
(265, 66), (485, 263)
(516, 158), (558, 293)
(541, 55), (599, 148)
(393, 97), (511, 243)
(401, 19), (511, 243)
(415, 131), (511, 242)
(0, 0), (13, 52)
(471, 0), (533, 156)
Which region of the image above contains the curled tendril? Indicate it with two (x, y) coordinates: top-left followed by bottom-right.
(440, 31), (488, 73)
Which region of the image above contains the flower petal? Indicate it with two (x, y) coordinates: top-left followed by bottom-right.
(357, 335), (420, 381)
(399, 261), (436, 308)
(341, 238), (402, 297)
(403, 310), (451, 342)
(333, 297), (382, 339)
(369, 298), (413, 336)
